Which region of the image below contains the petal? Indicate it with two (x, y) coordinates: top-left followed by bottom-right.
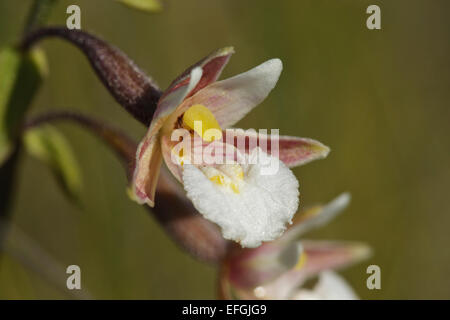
(155, 47), (234, 121)
(151, 67), (203, 129)
(132, 53), (225, 205)
(182, 147), (299, 248)
(225, 241), (304, 289)
(161, 133), (242, 183)
(160, 134), (184, 182)
(302, 240), (371, 276)
(281, 193), (351, 243)
(131, 133), (162, 206)
(262, 240), (371, 299)
(292, 271), (358, 300)
(277, 136), (330, 167)
(178, 59), (283, 128)
(222, 128), (330, 168)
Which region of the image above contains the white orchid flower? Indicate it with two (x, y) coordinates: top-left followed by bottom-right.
(131, 47), (329, 247)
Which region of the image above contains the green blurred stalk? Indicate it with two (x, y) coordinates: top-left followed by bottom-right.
(0, 0), (57, 252)
(23, 0), (58, 36)
(0, 145), (21, 251)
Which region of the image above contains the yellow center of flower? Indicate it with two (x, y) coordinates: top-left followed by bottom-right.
(201, 164), (244, 194)
(182, 104), (222, 142)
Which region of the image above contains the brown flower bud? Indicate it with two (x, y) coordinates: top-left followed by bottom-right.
(21, 27), (161, 125)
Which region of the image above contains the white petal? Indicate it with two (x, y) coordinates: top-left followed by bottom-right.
(290, 289), (323, 300)
(282, 193), (351, 242)
(152, 67), (203, 125)
(292, 271), (358, 300)
(182, 147), (299, 248)
(181, 59), (283, 128)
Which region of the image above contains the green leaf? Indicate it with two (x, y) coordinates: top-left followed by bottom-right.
(0, 47), (48, 165)
(23, 125), (83, 203)
(116, 0), (163, 13)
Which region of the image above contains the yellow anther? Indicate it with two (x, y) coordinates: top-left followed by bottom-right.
(295, 252), (307, 270)
(203, 164), (244, 194)
(182, 104), (222, 142)
(209, 175), (240, 194)
(209, 175), (225, 186)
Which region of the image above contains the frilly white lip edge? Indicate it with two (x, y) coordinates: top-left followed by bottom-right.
(182, 147), (300, 248)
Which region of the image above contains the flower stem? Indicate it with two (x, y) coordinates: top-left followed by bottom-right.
(22, 0), (58, 36)
(24, 111), (137, 181)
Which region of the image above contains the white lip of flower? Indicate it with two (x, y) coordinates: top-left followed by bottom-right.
(182, 147), (300, 248)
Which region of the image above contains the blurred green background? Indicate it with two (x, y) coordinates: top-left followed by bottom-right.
(0, 0), (449, 299)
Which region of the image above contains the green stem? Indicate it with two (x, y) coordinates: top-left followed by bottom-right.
(1, 0), (59, 254)
(2, 222), (92, 299)
(23, 0), (58, 37)
(0, 145), (21, 251)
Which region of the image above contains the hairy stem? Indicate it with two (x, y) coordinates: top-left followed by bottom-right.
(21, 27), (162, 126)
(25, 111), (137, 177)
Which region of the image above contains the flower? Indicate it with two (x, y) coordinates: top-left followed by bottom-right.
(219, 193), (371, 299)
(131, 47), (330, 247)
